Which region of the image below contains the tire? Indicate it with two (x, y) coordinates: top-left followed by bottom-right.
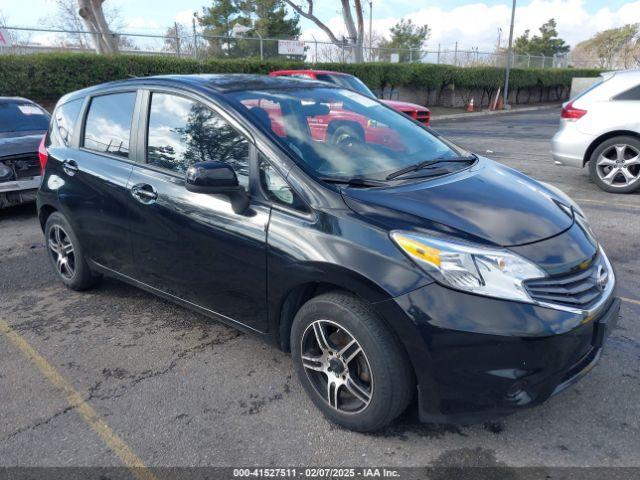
(291, 291), (414, 432)
(588, 135), (640, 193)
(329, 125), (364, 149)
(44, 212), (99, 291)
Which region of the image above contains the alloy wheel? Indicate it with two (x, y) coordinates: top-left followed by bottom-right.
(48, 225), (75, 279)
(596, 144), (640, 188)
(300, 320), (373, 414)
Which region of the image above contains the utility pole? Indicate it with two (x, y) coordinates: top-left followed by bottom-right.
(174, 22), (181, 57)
(497, 27), (502, 49)
(503, 0), (516, 109)
(368, 1), (373, 61)
(192, 14), (198, 59)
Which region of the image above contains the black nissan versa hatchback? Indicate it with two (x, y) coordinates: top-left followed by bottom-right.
(37, 74), (620, 432)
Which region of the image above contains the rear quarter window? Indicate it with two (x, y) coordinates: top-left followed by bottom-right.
(54, 98), (83, 146)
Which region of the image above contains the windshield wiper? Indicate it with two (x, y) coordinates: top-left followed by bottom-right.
(385, 154), (477, 180)
(319, 176), (387, 188)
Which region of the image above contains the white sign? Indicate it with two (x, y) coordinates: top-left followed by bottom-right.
(0, 29), (10, 46)
(278, 40), (305, 56)
(390, 53), (400, 63)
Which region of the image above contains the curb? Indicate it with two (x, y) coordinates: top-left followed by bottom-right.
(432, 104), (561, 121)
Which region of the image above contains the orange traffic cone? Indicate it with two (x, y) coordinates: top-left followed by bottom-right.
(466, 98), (474, 113)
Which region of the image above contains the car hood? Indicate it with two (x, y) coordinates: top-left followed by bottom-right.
(342, 158), (574, 247)
(0, 131), (45, 158)
(381, 99), (429, 112)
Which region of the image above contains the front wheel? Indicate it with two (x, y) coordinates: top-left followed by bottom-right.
(291, 292), (414, 432)
(588, 136), (640, 193)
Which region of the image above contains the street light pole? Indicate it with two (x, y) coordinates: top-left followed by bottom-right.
(503, 0), (516, 110)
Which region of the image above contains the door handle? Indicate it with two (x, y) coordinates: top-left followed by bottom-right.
(131, 183), (158, 204)
(62, 159), (79, 176)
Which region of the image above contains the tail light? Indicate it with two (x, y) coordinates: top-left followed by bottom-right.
(560, 101), (587, 121)
(38, 135), (48, 173)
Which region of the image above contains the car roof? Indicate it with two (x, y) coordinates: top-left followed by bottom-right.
(272, 69), (347, 76)
(58, 74), (334, 104)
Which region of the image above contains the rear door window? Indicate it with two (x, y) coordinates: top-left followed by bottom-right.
(54, 98), (83, 146)
(613, 84), (640, 101)
(83, 92), (136, 158)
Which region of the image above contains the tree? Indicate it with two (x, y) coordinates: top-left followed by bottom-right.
(378, 19), (430, 62)
(0, 10), (33, 47)
(43, 0), (125, 51)
(283, 0), (365, 62)
(199, 0), (300, 58)
(513, 18), (569, 57)
(577, 24), (639, 69)
(253, 0), (301, 39)
(199, 0), (241, 57)
(164, 23), (195, 57)
(77, 0), (118, 53)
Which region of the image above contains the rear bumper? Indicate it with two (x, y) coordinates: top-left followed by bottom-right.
(551, 125), (593, 167)
(0, 177), (41, 193)
(375, 283), (620, 424)
(0, 178), (40, 208)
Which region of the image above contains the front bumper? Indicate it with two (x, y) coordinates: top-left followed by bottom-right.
(375, 283), (620, 423)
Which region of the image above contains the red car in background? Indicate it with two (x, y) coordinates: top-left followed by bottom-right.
(269, 69), (430, 126)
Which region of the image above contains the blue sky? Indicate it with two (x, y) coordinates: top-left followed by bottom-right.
(2, 0), (640, 51)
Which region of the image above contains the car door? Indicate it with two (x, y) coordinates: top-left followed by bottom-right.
(126, 90), (270, 332)
(53, 90), (138, 274)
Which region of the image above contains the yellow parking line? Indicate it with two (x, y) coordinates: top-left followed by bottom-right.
(574, 198), (640, 209)
(621, 297), (640, 306)
(0, 319), (156, 480)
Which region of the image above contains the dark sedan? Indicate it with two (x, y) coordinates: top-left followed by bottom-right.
(0, 97), (50, 208)
(37, 75), (619, 431)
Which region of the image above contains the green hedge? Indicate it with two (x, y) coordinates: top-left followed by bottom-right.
(0, 53), (601, 103)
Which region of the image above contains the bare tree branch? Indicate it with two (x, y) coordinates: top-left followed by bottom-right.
(283, 0), (340, 45)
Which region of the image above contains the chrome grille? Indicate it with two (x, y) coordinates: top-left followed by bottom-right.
(525, 255), (608, 308)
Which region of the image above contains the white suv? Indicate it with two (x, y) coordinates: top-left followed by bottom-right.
(551, 70), (640, 193)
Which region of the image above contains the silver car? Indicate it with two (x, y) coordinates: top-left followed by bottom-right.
(551, 70), (640, 193)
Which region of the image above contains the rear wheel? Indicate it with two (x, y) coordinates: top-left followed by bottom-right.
(588, 136), (640, 193)
(291, 291), (414, 432)
(45, 212), (99, 290)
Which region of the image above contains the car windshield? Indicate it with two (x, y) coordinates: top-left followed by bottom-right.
(227, 87), (468, 182)
(0, 102), (50, 133)
(315, 74), (377, 99)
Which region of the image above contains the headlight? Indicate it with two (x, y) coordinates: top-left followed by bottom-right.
(390, 231), (546, 303)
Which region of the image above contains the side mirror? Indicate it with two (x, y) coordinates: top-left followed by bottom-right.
(185, 161), (249, 214)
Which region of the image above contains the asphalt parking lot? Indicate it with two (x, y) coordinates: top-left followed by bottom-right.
(1, 108), (639, 474)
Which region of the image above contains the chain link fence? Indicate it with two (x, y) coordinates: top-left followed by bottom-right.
(0, 26), (581, 68)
